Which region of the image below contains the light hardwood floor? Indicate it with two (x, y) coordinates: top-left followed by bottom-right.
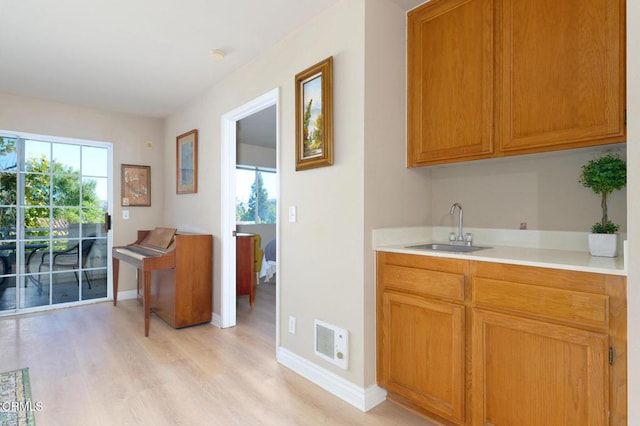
(0, 282), (434, 426)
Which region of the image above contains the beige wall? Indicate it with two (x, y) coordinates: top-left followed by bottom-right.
(430, 145), (627, 233)
(164, 0), (372, 386)
(626, 0), (638, 422)
(237, 224), (276, 250)
(362, 0), (432, 386)
(0, 92), (165, 291)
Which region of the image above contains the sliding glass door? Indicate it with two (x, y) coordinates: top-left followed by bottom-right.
(0, 133), (111, 312)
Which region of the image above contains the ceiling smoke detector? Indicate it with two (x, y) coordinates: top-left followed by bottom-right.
(209, 49), (226, 60)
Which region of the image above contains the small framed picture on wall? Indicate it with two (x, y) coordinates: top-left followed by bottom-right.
(176, 129), (198, 194)
(121, 164), (151, 207)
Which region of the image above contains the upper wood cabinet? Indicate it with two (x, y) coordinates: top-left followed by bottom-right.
(498, 0), (626, 154)
(408, 0), (495, 166)
(407, 0), (626, 167)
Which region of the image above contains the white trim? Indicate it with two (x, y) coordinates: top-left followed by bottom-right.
(0, 129), (111, 147)
(220, 88), (280, 330)
(276, 347), (387, 412)
(210, 312), (223, 328)
(220, 113), (238, 328)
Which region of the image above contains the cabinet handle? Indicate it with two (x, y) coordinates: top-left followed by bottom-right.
(609, 346), (616, 365)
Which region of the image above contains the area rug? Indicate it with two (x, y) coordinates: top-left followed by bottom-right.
(0, 368), (36, 425)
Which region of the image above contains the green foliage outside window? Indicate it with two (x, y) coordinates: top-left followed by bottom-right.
(0, 137), (103, 239)
(236, 171), (276, 224)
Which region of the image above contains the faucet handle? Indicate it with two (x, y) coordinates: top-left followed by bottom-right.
(465, 233), (473, 244)
(449, 232), (457, 242)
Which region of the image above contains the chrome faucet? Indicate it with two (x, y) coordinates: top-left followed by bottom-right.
(449, 203), (473, 246)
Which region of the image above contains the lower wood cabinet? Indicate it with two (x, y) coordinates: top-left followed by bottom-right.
(376, 252), (627, 425)
(472, 309), (608, 425)
(381, 291), (465, 423)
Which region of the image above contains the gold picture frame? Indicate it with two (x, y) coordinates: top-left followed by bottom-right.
(176, 129), (198, 194)
(295, 56), (333, 171)
(121, 164), (151, 207)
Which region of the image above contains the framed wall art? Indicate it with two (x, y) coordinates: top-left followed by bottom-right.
(176, 129), (198, 194)
(121, 164), (151, 206)
(295, 56), (333, 171)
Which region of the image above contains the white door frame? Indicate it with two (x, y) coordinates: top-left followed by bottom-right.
(220, 88), (279, 331)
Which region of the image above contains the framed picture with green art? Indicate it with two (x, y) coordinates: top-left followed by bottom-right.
(295, 56), (333, 171)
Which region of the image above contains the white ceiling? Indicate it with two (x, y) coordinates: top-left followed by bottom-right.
(0, 0), (424, 119)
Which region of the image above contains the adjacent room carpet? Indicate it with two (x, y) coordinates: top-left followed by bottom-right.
(0, 368), (36, 426)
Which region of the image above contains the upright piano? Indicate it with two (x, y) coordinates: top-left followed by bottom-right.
(112, 227), (212, 336)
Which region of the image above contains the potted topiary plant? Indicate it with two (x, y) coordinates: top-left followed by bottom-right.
(579, 152), (626, 257)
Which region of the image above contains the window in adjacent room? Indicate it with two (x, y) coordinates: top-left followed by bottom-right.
(235, 166), (276, 225)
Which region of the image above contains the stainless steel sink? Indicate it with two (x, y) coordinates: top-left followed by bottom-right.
(406, 243), (490, 253)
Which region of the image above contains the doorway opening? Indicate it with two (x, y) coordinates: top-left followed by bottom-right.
(220, 89), (279, 347)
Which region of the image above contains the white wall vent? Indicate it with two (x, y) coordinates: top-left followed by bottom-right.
(314, 319), (348, 370)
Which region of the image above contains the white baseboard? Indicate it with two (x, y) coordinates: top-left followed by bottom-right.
(117, 290), (138, 301)
(276, 347), (387, 412)
(210, 312), (223, 328)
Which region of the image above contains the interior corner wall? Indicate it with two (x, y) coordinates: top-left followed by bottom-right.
(164, 0), (370, 387)
(0, 92), (165, 292)
(362, 0), (432, 387)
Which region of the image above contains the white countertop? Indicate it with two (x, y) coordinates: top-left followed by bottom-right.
(373, 227), (627, 276)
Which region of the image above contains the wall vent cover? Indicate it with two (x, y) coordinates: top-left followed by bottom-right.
(314, 319), (348, 370)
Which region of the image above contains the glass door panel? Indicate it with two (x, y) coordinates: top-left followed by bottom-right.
(0, 135), (110, 312)
(0, 137), (18, 310)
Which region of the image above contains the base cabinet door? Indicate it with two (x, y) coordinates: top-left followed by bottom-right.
(472, 309), (609, 426)
(381, 291), (465, 424)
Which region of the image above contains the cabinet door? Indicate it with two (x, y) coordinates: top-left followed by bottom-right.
(498, 0), (625, 153)
(472, 309), (609, 426)
(381, 291), (465, 424)
(407, 0), (494, 167)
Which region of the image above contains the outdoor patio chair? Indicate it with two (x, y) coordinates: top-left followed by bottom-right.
(38, 238), (96, 289)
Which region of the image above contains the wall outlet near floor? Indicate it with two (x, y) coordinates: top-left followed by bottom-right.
(288, 316), (296, 334)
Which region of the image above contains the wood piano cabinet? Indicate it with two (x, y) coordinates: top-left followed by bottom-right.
(113, 229), (213, 336)
(151, 232), (213, 329)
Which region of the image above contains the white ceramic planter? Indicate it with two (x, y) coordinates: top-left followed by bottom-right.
(588, 233), (618, 257)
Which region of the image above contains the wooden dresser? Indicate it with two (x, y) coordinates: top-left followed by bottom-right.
(236, 233), (255, 308)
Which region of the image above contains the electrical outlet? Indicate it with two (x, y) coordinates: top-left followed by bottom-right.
(288, 316), (296, 335)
